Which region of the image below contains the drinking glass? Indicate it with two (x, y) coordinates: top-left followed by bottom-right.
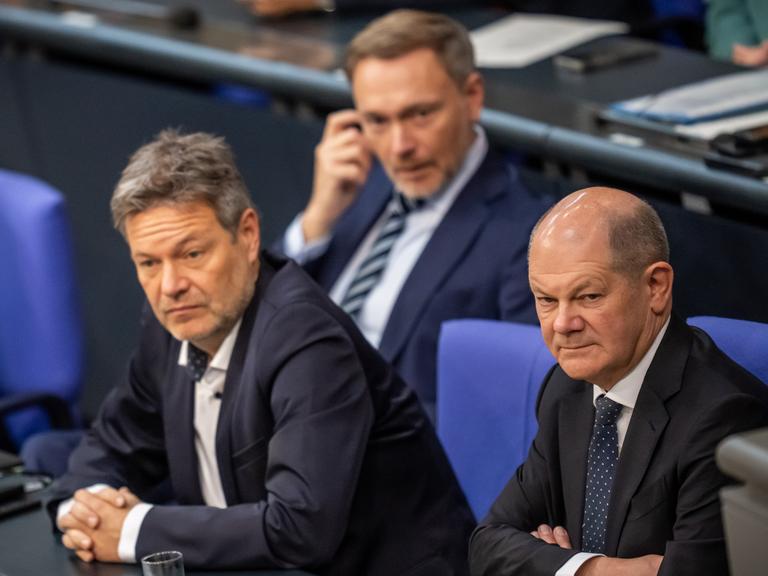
(141, 550), (184, 576)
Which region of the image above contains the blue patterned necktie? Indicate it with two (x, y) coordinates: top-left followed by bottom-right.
(187, 343), (208, 382)
(582, 394), (623, 553)
(339, 192), (424, 320)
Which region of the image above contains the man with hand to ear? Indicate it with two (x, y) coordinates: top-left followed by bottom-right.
(280, 10), (550, 418)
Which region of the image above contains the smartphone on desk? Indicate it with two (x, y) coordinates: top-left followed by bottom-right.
(554, 42), (659, 73)
(711, 124), (768, 158)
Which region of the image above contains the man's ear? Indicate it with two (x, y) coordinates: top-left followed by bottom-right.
(239, 208), (261, 264)
(463, 71), (484, 122)
(645, 261), (674, 314)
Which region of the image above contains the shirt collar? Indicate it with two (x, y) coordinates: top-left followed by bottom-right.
(178, 317), (243, 375)
(593, 316), (670, 409)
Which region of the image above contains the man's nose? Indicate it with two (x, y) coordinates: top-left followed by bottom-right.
(391, 122), (416, 157)
(160, 262), (189, 298)
(552, 304), (585, 334)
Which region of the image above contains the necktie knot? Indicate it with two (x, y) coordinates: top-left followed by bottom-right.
(187, 344), (208, 382)
(595, 395), (622, 425)
(394, 191), (426, 215)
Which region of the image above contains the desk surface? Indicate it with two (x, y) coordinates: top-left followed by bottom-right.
(0, 504), (312, 576)
(1, 0), (767, 213)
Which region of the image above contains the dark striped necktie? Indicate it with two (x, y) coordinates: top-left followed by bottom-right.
(582, 394), (623, 553)
(339, 192), (424, 320)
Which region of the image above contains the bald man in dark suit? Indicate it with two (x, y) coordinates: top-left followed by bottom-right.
(470, 187), (768, 576)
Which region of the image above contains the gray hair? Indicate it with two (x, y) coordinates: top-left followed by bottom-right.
(607, 199), (669, 277)
(344, 9), (475, 88)
(111, 129), (255, 237)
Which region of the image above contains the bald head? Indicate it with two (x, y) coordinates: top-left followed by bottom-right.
(528, 187), (673, 389)
(530, 187), (669, 278)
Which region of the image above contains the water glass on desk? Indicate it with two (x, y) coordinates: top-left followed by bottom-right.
(141, 551), (184, 576)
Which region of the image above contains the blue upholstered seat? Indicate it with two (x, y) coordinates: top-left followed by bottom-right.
(687, 316), (768, 384)
(437, 319), (553, 520)
(437, 315), (768, 521)
(0, 169), (83, 451)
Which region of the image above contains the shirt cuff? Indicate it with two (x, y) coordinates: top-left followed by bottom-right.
(56, 483), (112, 526)
(283, 212), (331, 264)
(555, 552), (604, 576)
(118, 502), (154, 563)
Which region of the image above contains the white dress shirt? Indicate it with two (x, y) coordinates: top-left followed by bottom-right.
(58, 319), (243, 563)
(180, 319), (241, 509)
(556, 317), (670, 576)
(283, 126), (488, 348)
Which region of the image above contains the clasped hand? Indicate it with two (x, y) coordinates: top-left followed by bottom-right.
(57, 486), (141, 563)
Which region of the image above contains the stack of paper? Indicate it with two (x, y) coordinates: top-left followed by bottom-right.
(674, 109), (768, 140)
(612, 69), (768, 124)
(470, 14), (628, 69)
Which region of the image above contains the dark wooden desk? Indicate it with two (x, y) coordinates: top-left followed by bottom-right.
(0, 505), (312, 576)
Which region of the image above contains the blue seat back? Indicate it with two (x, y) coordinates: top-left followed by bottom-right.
(437, 315), (766, 521)
(437, 319), (554, 520)
(687, 316), (768, 384)
(0, 169), (83, 448)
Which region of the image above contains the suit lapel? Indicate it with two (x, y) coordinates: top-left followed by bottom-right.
(558, 381), (595, 547)
(318, 168), (391, 290)
(604, 315), (690, 555)
(214, 354), (241, 506)
(378, 154), (507, 361)
(214, 258), (272, 505)
(164, 357), (204, 504)
(603, 393), (668, 555)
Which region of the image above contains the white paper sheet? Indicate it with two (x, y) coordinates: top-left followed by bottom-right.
(613, 69), (768, 124)
(470, 14), (628, 69)
(674, 108), (768, 140)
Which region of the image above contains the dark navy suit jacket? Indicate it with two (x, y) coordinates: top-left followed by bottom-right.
(469, 314), (768, 576)
(299, 150), (550, 410)
(49, 252), (475, 575)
